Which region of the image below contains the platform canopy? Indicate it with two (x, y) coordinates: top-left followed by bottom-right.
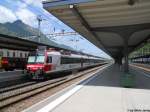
(43, 0), (150, 59)
(0, 34), (70, 51)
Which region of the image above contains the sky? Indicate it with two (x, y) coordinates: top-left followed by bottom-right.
(0, 0), (111, 59)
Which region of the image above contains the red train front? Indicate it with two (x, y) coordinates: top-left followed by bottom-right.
(25, 48), (53, 79)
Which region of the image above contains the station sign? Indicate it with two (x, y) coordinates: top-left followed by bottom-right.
(43, 0), (96, 8)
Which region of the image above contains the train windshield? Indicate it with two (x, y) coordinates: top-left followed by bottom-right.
(28, 54), (45, 64)
(28, 56), (35, 63)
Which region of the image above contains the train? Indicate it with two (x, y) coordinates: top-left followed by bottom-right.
(0, 49), (29, 71)
(25, 47), (107, 79)
(130, 54), (150, 64)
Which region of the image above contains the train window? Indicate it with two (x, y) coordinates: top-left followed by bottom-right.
(83, 59), (89, 63)
(28, 55), (45, 64)
(61, 57), (81, 64)
(20, 53), (22, 58)
(13, 52), (15, 57)
(0, 51), (3, 57)
(25, 53), (28, 58)
(36, 55), (45, 63)
(47, 56), (52, 63)
(28, 56), (35, 63)
(61, 57), (68, 64)
(7, 51), (9, 57)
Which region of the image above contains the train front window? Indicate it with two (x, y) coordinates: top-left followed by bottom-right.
(28, 55), (45, 64)
(28, 56), (36, 63)
(36, 55), (45, 63)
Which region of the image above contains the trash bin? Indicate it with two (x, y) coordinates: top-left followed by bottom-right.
(121, 73), (135, 88)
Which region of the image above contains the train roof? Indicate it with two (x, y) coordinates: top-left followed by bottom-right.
(39, 46), (106, 59)
(46, 50), (103, 60)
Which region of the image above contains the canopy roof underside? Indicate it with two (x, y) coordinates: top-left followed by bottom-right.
(43, 0), (150, 58)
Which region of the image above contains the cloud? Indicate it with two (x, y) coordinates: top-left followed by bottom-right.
(16, 1), (28, 9)
(0, 0), (71, 34)
(41, 21), (53, 33)
(22, 0), (43, 8)
(15, 8), (37, 27)
(0, 1), (38, 27)
(14, 0), (46, 28)
(0, 5), (17, 23)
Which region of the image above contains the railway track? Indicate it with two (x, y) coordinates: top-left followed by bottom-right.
(130, 63), (150, 72)
(0, 65), (105, 109)
(0, 81), (37, 93)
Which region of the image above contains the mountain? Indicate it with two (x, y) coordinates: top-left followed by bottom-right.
(0, 20), (74, 51)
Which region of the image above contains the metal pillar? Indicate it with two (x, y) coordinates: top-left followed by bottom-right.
(124, 38), (129, 73)
(37, 15), (42, 43)
(38, 19), (41, 42)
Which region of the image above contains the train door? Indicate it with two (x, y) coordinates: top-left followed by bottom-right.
(51, 55), (61, 70)
(44, 55), (52, 72)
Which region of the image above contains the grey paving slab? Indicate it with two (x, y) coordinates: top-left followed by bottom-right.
(51, 65), (150, 112)
(23, 64), (150, 112)
(130, 66), (150, 89)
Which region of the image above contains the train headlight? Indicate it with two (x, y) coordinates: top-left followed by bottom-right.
(26, 66), (30, 69)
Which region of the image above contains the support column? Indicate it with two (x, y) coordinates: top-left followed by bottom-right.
(115, 56), (122, 65)
(124, 38), (129, 73)
(121, 37), (135, 88)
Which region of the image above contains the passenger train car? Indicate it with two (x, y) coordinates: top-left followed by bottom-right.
(25, 47), (106, 79)
(0, 49), (29, 70)
(130, 54), (150, 64)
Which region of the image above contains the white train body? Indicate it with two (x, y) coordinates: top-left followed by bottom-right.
(0, 49), (28, 58)
(26, 49), (106, 79)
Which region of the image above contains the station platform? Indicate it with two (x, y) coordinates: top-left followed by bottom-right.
(24, 64), (150, 112)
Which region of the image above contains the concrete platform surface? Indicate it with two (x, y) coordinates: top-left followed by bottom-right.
(24, 64), (150, 112)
